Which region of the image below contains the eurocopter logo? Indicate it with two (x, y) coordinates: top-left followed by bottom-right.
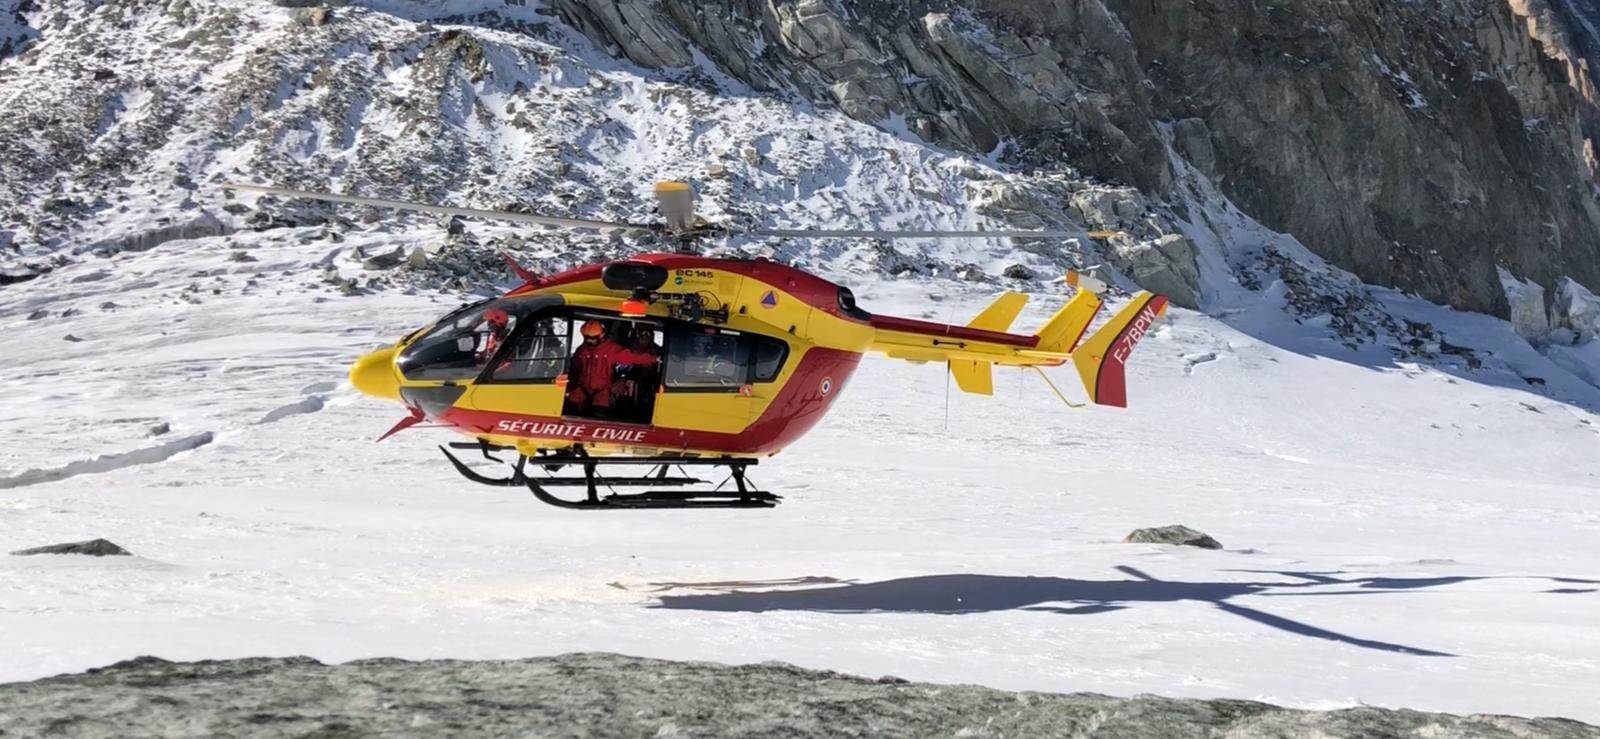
(1110, 300), (1162, 365)
(674, 268), (714, 287)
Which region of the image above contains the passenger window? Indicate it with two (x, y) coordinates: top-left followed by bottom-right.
(664, 330), (749, 390)
(751, 337), (788, 382)
(490, 316), (570, 382)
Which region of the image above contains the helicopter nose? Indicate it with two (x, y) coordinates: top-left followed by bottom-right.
(349, 346), (402, 400)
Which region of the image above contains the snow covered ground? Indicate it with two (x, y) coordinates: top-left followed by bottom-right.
(3, 227), (1599, 723)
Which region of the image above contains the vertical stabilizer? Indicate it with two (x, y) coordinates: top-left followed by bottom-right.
(1036, 289), (1104, 354)
(1070, 292), (1167, 407)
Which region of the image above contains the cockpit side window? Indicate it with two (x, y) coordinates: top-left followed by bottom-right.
(396, 300), (530, 382)
(751, 336), (789, 382)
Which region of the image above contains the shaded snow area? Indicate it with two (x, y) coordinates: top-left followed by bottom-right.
(2, 226), (1600, 724)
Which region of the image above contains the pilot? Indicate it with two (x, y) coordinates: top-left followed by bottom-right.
(475, 307), (511, 364)
(566, 320), (659, 417)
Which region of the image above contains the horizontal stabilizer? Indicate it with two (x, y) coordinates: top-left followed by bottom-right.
(967, 291), (1028, 333)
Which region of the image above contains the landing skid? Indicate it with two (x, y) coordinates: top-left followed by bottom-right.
(439, 442), (780, 509)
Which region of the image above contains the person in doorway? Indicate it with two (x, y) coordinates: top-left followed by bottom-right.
(610, 326), (662, 420)
(565, 320), (659, 418)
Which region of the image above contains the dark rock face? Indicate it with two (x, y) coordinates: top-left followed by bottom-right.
(555, 0), (1600, 317)
(10, 538), (132, 556)
(0, 653), (1595, 738)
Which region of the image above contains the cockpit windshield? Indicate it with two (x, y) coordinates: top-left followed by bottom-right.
(396, 298), (544, 382)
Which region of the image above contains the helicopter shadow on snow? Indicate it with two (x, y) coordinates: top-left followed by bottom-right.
(648, 566), (1600, 657)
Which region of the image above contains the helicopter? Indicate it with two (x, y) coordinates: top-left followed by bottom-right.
(225, 181), (1168, 510)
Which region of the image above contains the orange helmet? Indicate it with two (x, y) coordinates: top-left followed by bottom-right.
(581, 320), (605, 338)
(483, 308), (509, 325)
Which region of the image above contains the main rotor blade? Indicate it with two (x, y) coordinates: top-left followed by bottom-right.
(747, 227), (1075, 240)
(225, 184), (658, 234)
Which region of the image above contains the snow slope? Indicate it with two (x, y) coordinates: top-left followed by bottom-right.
(2, 226), (1599, 723)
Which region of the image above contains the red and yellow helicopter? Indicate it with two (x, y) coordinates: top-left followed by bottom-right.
(228, 182), (1167, 509)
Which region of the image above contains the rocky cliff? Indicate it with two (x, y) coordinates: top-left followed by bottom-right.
(2, 653), (1596, 738)
(3, 0), (1599, 326)
(555, 0), (1600, 318)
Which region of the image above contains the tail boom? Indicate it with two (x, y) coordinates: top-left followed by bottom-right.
(866, 288), (1167, 406)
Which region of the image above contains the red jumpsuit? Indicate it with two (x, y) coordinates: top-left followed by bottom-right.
(567, 339), (659, 410)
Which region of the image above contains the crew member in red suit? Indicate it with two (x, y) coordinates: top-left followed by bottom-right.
(475, 308), (511, 365)
(566, 320), (659, 417)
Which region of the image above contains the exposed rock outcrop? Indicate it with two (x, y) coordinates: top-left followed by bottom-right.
(554, 0), (1600, 318)
(6, 0), (1600, 324)
(1, 653), (1595, 738)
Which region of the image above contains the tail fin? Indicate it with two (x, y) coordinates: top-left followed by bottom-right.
(946, 291), (1026, 395)
(1071, 292), (1168, 407)
(1036, 289), (1104, 354)
(949, 360), (993, 394)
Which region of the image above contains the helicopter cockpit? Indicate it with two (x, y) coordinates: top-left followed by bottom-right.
(396, 297), (554, 382)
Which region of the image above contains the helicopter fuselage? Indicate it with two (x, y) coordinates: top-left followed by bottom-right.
(352, 253), (876, 458)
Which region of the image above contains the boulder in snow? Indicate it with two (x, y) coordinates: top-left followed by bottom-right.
(361, 247), (405, 270)
(406, 247), (429, 270)
(1070, 190), (1128, 227)
(1553, 277), (1600, 343)
(292, 7), (331, 27)
(0, 265), (44, 285)
(1123, 525), (1222, 549)
(1497, 268), (1550, 340)
(1107, 235), (1202, 309)
(12, 538), (132, 557)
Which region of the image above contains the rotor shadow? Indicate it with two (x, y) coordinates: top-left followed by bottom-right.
(648, 567), (1597, 657)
